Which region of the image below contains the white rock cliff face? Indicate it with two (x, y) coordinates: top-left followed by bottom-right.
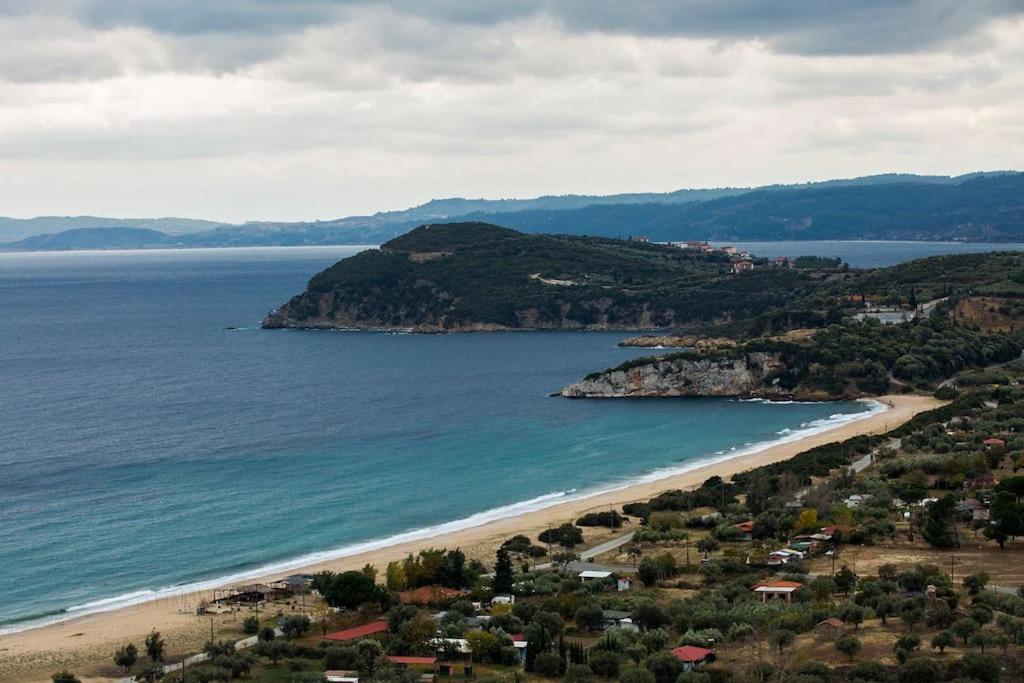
(560, 352), (789, 398)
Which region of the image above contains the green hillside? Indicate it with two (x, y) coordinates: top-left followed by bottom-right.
(263, 222), (1024, 334)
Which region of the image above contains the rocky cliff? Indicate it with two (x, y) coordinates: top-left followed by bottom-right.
(560, 351), (791, 398)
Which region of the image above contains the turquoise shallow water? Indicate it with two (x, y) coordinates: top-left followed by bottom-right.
(0, 246), (885, 631)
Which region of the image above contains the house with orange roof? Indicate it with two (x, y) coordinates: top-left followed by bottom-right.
(753, 580), (802, 603)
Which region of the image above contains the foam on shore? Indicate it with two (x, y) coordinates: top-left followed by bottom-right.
(0, 399), (885, 636)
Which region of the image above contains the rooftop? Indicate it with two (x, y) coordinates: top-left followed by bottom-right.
(671, 645), (713, 662)
(324, 621), (388, 641)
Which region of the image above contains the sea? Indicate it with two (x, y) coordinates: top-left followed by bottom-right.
(0, 240), (1019, 633)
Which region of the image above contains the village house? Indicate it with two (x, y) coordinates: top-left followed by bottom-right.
(732, 521), (754, 541)
(814, 617), (848, 640)
(324, 621), (389, 643)
(325, 671), (360, 683)
(983, 437), (1006, 450)
(753, 580), (802, 603)
(731, 259), (754, 273)
(578, 570), (613, 584)
(670, 645), (715, 671)
(601, 609), (639, 631)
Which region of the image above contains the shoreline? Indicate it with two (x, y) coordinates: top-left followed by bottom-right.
(0, 393), (940, 682)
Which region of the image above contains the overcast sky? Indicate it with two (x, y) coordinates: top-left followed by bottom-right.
(1, 1), (1022, 222)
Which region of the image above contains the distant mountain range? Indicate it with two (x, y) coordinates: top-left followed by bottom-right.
(2, 171), (1021, 251)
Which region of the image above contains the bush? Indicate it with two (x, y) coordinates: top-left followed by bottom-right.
(539, 524), (584, 548)
(51, 672), (81, 683)
(588, 650), (622, 678)
(242, 615), (259, 635)
(565, 663), (595, 683)
(576, 511), (625, 528)
(620, 667), (657, 683)
(533, 651), (563, 677)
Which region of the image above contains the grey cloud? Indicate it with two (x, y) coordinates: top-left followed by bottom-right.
(4, 1), (1022, 55)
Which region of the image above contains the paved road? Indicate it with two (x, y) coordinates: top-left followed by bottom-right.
(850, 437), (901, 473)
(525, 530), (636, 573)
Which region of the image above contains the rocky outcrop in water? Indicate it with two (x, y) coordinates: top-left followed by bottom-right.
(560, 351), (791, 398)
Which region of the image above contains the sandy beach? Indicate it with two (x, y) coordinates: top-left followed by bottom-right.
(0, 394), (940, 682)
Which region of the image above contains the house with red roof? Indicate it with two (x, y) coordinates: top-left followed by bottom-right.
(670, 645), (714, 671)
(324, 620), (388, 642)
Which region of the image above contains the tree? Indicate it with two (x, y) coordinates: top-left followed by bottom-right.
(952, 617), (980, 645)
(835, 634), (861, 661)
(565, 663), (595, 683)
(900, 602), (923, 631)
(894, 633), (921, 655)
(985, 491), (1023, 549)
(254, 640), (294, 664)
(770, 629), (795, 653)
(921, 495), (959, 549)
(242, 615), (260, 635)
(957, 652), (1001, 683)
(637, 557), (660, 586)
(838, 603), (865, 629)
(631, 601), (668, 632)
(644, 651), (682, 683)
(575, 602), (604, 632)
(316, 570), (385, 610)
(793, 508), (819, 534)
(696, 538), (719, 557)
(962, 572), (991, 595)
(897, 657), (941, 683)
(492, 548), (514, 594)
(51, 672), (81, 683)
(386, 561), (408, 591)
(875, 596), (896, 625)
(280, 614), (311, 640)
(619, 667), (656, 683)
(399, 612), (439, 655)
(144, 631), (165, 663)
(834, 565), (858, 595)
(113, 643), (138, 673)
(539, 523), (584, 548)
(931, 630), (955, 654)
(534, 651), (562, 677)
(588, 649), (622, 678)
(258, 626), (276, 642)
(552, 551), (579, 570)
(968, 631), (998, 653)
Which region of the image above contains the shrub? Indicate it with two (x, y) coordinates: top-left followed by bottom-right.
(534, 651), (563, 677)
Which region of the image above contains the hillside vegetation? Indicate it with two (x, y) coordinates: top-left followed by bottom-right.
(263, 222), (1024, 335)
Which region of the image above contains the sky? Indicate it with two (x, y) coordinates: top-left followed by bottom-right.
(0, 1), (1022, 223)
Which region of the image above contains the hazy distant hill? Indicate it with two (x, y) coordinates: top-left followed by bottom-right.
(0, 216), (225, 242)
(1, 227), (179, 251)
(450, 173), (1024, 242)
(3, 171), (1021, 250)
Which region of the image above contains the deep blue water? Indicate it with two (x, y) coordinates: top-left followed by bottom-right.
(0, 242), (975, 629)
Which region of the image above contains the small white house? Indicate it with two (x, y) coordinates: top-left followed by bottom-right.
(579, 570), (613, 583)
(617, 577), (632, 592)
(325, 672), (360, 683)
(490, 594), (515, 606)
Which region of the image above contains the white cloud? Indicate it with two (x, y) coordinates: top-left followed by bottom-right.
(0, 4), (1020, 221)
